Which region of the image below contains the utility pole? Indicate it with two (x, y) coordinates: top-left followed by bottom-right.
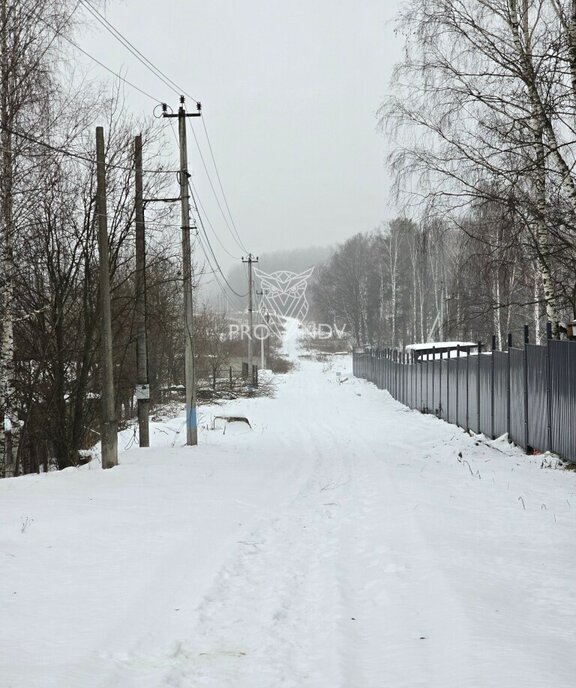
(242, 254), (259, 375)
(265, 309), (271, 367)
(162, 97), (201, 446)
(256, 289), (266, 370)
(134, 134), (149, 447)
(96, 127), (118, 469)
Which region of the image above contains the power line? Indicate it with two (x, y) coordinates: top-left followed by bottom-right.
(201, 118), (249, 253)
(69, 40), (161, 103)
(189, 182), (247, 300)
(189, 178), (241, 260)
(187, 118), (249, 255)
(28, 4), (163, 104)
(0, 121), (177, 175)
(165, 118), (240, 260)
(196, 231), (244, 307)
(196, 233), (245, 310)
(78, 0), (200, 104)
(76, 2), (249, 259)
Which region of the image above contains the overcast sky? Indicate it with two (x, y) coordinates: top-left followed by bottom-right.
(80, 0), (403, 272)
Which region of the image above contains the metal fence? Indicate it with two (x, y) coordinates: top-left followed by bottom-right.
(352, 329), (576, 464)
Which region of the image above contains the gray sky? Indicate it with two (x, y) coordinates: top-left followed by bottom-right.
(81, 0), (403, 271)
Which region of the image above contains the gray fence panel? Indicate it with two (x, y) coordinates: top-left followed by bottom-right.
(440, 359), (448, 420)
(550, 340), (576, 463)
(427, 361), (434, 412)
(447, 359), (458, 424)
(352, 342), (576, 464)
(467, 355), (479, 433)
(460, 355), (471, 430)
(509, 348), (525, 447)
(492, 352), (508, 438)
(430, 358), (436, 414)
(479, 354), (492, 437)
(526, 345), (548, 453)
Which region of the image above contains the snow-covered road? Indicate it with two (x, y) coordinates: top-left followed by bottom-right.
(2, 338), (576, 687)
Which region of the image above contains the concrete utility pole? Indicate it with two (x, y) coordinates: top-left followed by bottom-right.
(134, 135), (149, 447)
(242, 254), (259, 375)
(162, 97), (201, 446)
(256, 289), (266, 370)
(96, 127), (118, 469)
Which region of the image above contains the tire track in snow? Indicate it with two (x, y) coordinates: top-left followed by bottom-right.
(163, 414), (353, 687)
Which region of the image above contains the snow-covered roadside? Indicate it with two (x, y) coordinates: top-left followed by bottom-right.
(1, 334), (576, 687)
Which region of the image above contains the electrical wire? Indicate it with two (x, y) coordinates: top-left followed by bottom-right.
(196, 232), (245, 310)
(163, 120), (245, 305)
(189, 178), (241, 260)
(78, 0), (200, 104)
(76, 1), (249, 259)
(187, 118), (249, 255)
(189, 182), (248, 300)
(164, 118), (240, 260)
(27, 4), (163, 104)
(201, 118), (249, 253)
(0, 121), (177, 175)
(66, 37), (161, 103)
(65, 4), (252, 302)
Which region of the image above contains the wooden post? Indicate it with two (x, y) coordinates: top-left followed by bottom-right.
(96, 127), (118, 469)
(134, 134), (149, 447)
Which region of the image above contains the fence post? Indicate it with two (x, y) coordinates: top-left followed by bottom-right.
(507, 333), (512, 439)
(439, 347), (443, 417)
(432, 347), (436, 415)
(420, 351), (423, 411)
(466, 348), (470, 431)
(404, 351), (407, 405)
(523, 325), (530, 452)
(403, 351), (407, 404)
(400, 351), (403, 403)
(546, 321), (553, 452)
(477, 341), (482, 433)
(425, 351), (429, 412)
(413, 351), (416, 408)
(491, 334), (496, 439)
(446, 347), (450, 423)
(455, 345), (460, 428)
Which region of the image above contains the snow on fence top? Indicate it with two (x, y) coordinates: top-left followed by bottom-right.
(405, 341), (478, 360)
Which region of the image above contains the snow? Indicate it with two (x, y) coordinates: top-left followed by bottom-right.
(2, 320), (576, 687)
(406, 341), (477, 350)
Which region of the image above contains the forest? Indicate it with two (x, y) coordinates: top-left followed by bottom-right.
(312, 0), (576, 350)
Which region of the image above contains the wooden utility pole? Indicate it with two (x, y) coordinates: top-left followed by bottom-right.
(162, 97), (201, 446)
(242, 254), (258, 375)
(96, 127), (118, 469)
(134, 134), (150, 447)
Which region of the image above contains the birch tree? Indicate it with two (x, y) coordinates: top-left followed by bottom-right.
(381, 0), (576, 334)
(0, 0), (78, 475)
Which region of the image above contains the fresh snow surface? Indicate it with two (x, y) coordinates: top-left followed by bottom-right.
(2, 321), (576, 687)
(405, 341), (477, 350)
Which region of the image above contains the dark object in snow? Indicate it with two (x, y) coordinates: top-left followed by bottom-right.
(212, 416), (252, 434)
